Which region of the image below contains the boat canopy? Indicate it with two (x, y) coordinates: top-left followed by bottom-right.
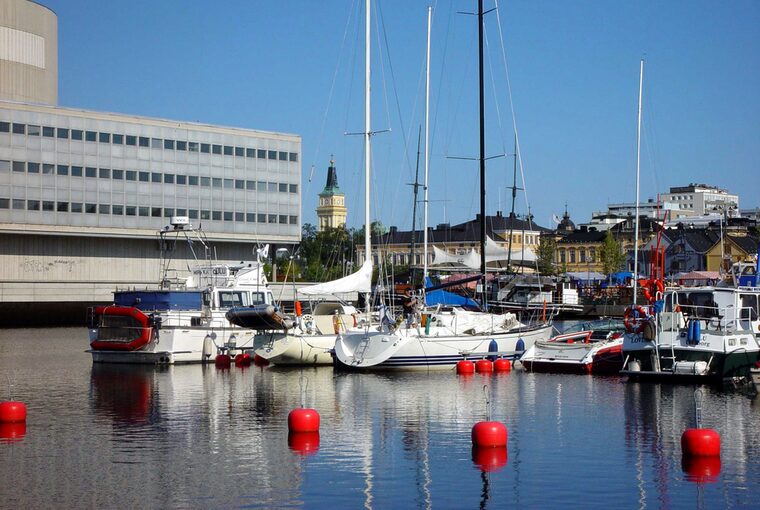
(298, 260), (373, 296)
(430, 236), (536, 270)
(114, 290), (203, 311)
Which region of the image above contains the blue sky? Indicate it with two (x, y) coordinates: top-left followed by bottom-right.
(45, 0), (760, 231)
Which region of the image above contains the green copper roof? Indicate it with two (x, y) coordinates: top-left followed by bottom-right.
(319, 161), (344, 197)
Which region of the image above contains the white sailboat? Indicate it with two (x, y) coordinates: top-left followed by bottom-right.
(226, 0), (376, 365)
(333, 1), (553, 371)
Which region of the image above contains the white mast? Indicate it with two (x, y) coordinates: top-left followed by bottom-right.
(423, 6), (432, 282)
(364, 0), (372, 266)
(632, 59), (644, 306)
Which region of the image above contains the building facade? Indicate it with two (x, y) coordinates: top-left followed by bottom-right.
(660, 183), (739, 216)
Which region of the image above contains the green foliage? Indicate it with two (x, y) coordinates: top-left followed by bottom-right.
(600, 230), (626, 275)
(537, 236), (557, 275)
(296, 223), (355, 281)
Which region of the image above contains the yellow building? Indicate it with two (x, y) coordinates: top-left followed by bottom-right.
(316, 159), (347, 231)
(705, 234), (758, 272)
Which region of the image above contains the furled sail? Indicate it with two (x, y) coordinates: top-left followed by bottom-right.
(298, 260), (373, 296)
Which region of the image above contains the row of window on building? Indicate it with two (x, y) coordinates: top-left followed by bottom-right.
(557, 248), (597, 264)
(0, 196), (298, 224)
(0, 121), (298, 162)
(0, 160), (298, 194)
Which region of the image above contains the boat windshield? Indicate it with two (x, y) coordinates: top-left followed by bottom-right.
(665, 291), (719, 318)
(561, 318), (625, 335)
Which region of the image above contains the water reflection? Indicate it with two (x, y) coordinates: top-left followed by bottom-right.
(90, 364), (156, 425)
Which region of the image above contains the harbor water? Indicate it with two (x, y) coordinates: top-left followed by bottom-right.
(1, 327), (760, 509)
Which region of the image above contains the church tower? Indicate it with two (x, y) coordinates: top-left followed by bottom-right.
(316, 159), (347, 231)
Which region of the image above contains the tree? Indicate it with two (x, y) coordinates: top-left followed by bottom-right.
(537, 236), (557, 275)
(296, 224), (353, 281)
(600, 230), (626, 275)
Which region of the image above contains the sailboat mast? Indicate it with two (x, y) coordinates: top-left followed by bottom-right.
(423, 5), (432, 283)
(632, 59), (643, 307)
(364, 0), (372, 267)
(478, 0), (487, 309)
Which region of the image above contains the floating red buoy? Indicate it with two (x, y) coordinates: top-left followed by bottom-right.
(253, 354), (270, 366)
(0, 401), (27, 423)
(0, 422), (26, 443)
(681, 428), (721, 457)
(456, 360), (475, 375)
(682, 455), (721, 483)
(288, 408), (320, 433)
(472, 421), (508, 448)
(494, 359), (511, 372)
(234, 353), (251, 367)
(475, 359), (493, 373)
(215, 354), (231, 368)
(471, 446), (508, 472)
(288, 431), (320, 456)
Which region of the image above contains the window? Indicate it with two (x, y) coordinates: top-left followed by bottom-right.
(0, 122), (9, 132)
(27, 162), (40, 173)
(164, 139), (175, 150)
(85, 203), (97, 213)
(42, 164), (54, 174)
(126, 135), (137, 146)
(151, 138), (162, 149)
(57, 202), (68, 212)
(224, 178), (233, 189)
(580, 250), (586, 263)
(224, 211), (233, 221)
(164, 208), (174, 217)
(246, 180), (255, 190)
(99, 168), (110, 179)
(163, 173), (174, 184)
(13, 199), (25, 210)
(257, 181), (266, 191)
(112, 169), (123, 180)
(151, 207), (161, 217)
(71, 129), (83, 141)
(268, 150), (277, 160)
(139, 206), (149, 217)
(200, 176), (210, 186)
(201, 210), (211, 220)
(289, 215), (298, 224)
(235, 179), (245, 190)
(279, 215), (288, 224)
(43, 126), (55, 137)
(85, 131), (97, 142)
(176, 174), (186, 185)
(12, 123), (25, 134)
(279, 151), (288, 161)
(268, 182), (277, 192)
(139, 171), (150, 182)
(27, 200), (40, 211)
(189, 209), (199, 219)
(234, 147), (244, 157)
(40, 200), (54, 212)
(29, 125), (41, 136)
(218, 291), (247, 308)
(268, 214), (277, 223)
(289, 152), (298, 162)
(125, 206), (136, 216)
(257, 213), (266, 223)
(176, 208), (186, 216)
(212, 144), (222, 155)
(99, 204), (110, 214)
(559, 249), (566, 263)
(57, 128), (69, 139)
(112, 134), (123, 144)
(71, 202), (83, 213)
(112, 204), (123, 215)
(188, 142), (199, 152)
(246, 148), (255, 158)
(188, 175), (198, 186)
(212, 178), (222, 188)
(223, 145), (233, 156)
(176, 140), (187, 151)
(235, 212), (244, 222)
(71, 166), (83, 177)
(125, 170), (137, 181)
(289, 184), (298, 193)
(279, 183), (288, 193)
(57, 165), (69, 176)
(201, 143), (210, 153)
(257, 149), (266, 159)
(246, 213), (255, 222)
(151, 172), (161, 183)
(0, 160), (9, 172)
(569, 250), (576, 263)
(139, 136), (149, 147)
(212, 211), (221, 220)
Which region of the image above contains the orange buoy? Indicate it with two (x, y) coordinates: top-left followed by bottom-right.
(456, 360), (475, 375)
(288, 432), (320, 456)
(215, 354), (231, 369)
(681, 428), (721, 457)
(493, 359), (511, 372)
(471, 446), (508, 472)
(288, 408), (320, 433)
(295, 300), (303, 316)
(0, 401), (27, 423)
(682, 455), (721, 483)
(253, 354), (270, 366)
(0, 422), (26, 443)
(475, 359), (493, 373)
(472, 421), (507, 447)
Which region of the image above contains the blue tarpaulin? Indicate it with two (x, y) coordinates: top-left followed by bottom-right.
(423, 278), (479, 307)
(115, 291), (203, 311)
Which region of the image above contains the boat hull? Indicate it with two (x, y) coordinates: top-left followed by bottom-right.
(253, 331), (337, 366)
(522, 342), (623, 375)
(335, 323), (553, 372)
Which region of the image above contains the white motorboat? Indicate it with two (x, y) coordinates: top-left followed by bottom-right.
(520, 319), (625, 375)
(87, 218), (275, 364)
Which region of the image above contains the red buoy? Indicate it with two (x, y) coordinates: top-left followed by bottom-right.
(681, 428), (721, 457)
(215, 354), (231, 369)
(0, 422), (26, 443)
(682, 455), (721, 483)
(472, 421), (508, 448)
(494, 359), (511, 372)
(288, 408), (320, 433)
(253, 354), (270, 366)
(234, 353), (251, 367)
(456, 360), (475, 375)
(0, 401), (27, 423)
(288, 432), (320, 456)
(475, 359), (493, 373)
(471, 446), (508, 472)
(241, 353), (252, 365)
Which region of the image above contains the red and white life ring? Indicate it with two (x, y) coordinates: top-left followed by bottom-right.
(624, 305), (648, 334)
(638, 279), (664, 304)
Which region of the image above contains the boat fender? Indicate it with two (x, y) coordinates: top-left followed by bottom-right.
(488, 339), (498, 361)
(332, 312), (342, 334)
(643, 320), (656, 341)
(295, 301), (302, 317)
(693, 320), (701, 344)
(516, 338), (525, 353)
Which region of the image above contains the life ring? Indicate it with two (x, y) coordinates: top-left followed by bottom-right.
(624, 305), (649, 334)
(639, 279), (664, 303)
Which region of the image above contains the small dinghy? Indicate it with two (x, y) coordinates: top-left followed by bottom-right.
(226, 305), (295, 331)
